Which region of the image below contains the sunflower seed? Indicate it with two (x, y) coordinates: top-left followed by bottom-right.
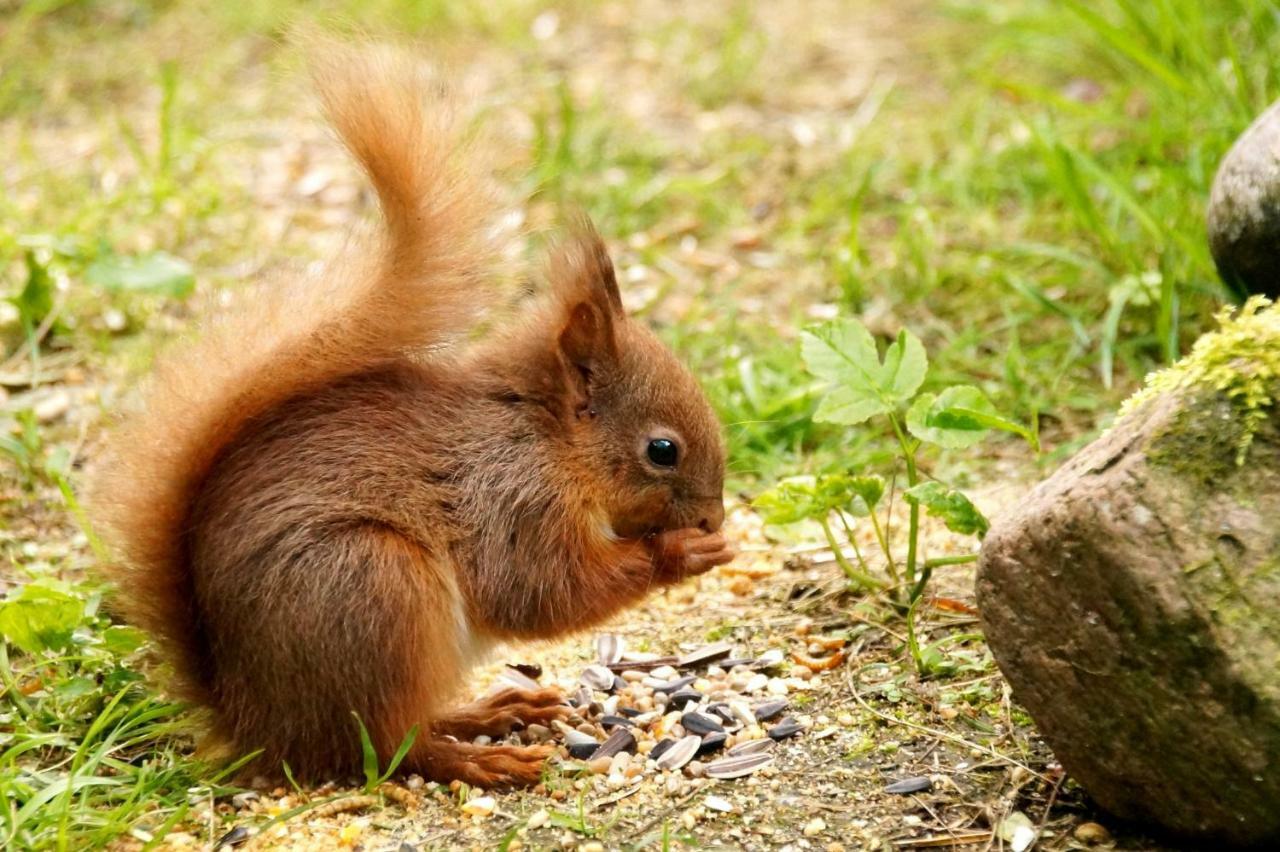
(606, 656), (678, 673)
(600, 714), (634, 729)
(214, 826), (250, 850)
(677, 641), (735, 668)
(767, 717), (804, 740)
(719, 658), (759, 669)
(707, 703), (738, 726)
(649, 737), (676, 761)
(652, 675), (697, 694)
(655, 734), (702, 771)
(726, 738), (775, 757)
(580, 665), (615, 691)
(496, 667), (542, 692)
(705, 751), (775, 779)
(756, 648), (786, 669)
(697, 731), (728, 755)
(589, 727), (636, 760)
(567, 741), (599, 759)
(668, 689), (703, 709)
(680, 712), (724, 735)
(753, 699), (788, 721)
(884, 776), (932, 795)
(596, 634), (625, 665)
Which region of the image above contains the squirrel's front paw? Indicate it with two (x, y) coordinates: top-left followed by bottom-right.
(651, 528), (735, 581)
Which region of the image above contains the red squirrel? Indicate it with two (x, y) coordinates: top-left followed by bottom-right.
(87, 42), (732, 787)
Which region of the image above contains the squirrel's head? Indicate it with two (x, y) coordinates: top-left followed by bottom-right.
(505, 224), (726, 539)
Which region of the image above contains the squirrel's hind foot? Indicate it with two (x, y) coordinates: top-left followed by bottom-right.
(410, 739), (553, 788)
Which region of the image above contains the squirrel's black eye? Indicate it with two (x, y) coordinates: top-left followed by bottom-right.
(646, 438), (678, 467)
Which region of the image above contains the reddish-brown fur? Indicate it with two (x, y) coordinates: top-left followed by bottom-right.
(87, 40), (731, 785)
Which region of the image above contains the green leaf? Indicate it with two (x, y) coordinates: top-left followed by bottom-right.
(908, 385), (1037, 449)
(838, 474), (885, 514)
(0, 581), (86, 654)
(907, 386), (995, 448)
(903, 481), (989, 539)
(753, 473), (887, 524)
(801, 320), (927, 424)
(101, 624), (147, 656)
(85, 252), (195, 298)
(11, 252), (55, 329)
(752, 476), (822, 525)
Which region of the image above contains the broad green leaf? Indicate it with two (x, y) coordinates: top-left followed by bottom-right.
(908, 386), (995, 449)
(903, 481), (989, 539)
(753, 473), (885, 524)
(909, 385), (1037, 449)
(101, 624), (147, 656)
(752, 476), (822, 525)
(0, 581), (86, 654)
(85, 252), (195, 298)
(801, 320), (928, 425)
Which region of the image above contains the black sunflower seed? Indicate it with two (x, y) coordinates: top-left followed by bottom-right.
(681, 712), (725, 735)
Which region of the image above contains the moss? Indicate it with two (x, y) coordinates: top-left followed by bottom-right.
(1120, 297), (1279, 465)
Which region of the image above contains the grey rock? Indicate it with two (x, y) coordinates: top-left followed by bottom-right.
(978, 386), (1280, 846)
(1207, 98), (1280, 298)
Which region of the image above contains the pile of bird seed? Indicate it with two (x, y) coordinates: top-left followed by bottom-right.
(490, 634), (828, 790)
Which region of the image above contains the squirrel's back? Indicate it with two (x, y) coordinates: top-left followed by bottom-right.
(87, 41), (502, 706)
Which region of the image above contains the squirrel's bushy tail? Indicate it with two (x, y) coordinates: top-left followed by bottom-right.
(87, 40), (500, 705)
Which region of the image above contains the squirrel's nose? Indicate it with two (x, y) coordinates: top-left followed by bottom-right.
(697, 501), (725, 533)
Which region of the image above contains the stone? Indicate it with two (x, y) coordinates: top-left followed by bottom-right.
(1207, 98), (1280, 298)
(978, 307), (1280, 846)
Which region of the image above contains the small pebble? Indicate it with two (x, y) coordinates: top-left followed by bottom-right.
(705, 795), (733, 813)
(803, 817), (827, 837)
(527, 809), (550, 830)
(580, 665), (615, 691)
(1074, 822), (1112, 845)
(461, 795), (496, 817)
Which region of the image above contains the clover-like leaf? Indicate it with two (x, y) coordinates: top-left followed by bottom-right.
(903, 481), (989, 539)
(0, 580), (86, 654)
(754, 473), (887, 524)
(843, 474), (885, 514)
(86, 252), (195, 298)
(908, 385), (995, 449)
(801, 320), (927, 425)
(752, 476), (822, 525)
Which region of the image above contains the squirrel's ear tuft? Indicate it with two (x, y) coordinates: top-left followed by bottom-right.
(549, 220), (623, 374)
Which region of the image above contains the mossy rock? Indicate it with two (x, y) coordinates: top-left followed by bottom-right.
(978, 300), (1280, 847)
